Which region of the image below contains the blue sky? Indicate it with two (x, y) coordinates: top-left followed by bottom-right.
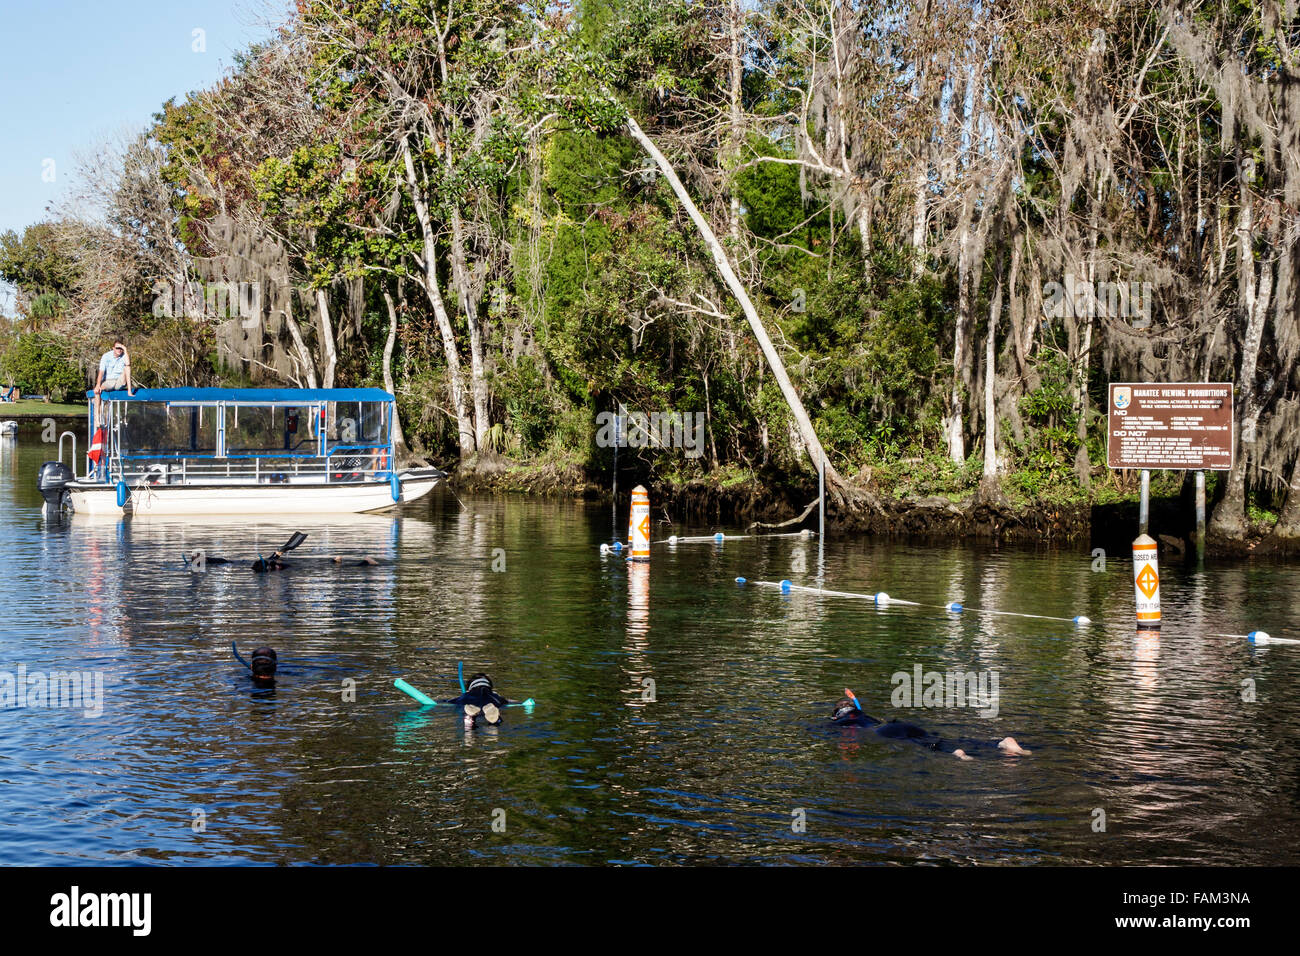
(0, 0), (277, 313)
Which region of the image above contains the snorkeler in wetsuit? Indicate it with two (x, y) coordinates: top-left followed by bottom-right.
(249, 646), (278, 686)
(443, 672), (513, 726)
(183, 532), (310, 571)
(832, 689), (1030, 761)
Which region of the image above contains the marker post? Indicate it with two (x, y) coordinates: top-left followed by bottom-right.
(1133, 533), (1161, 628)
(818, 449), (826, 587)
(629, 485), (650, 562)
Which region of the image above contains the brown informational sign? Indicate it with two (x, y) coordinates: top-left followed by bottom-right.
(1107, 382), (1234, 471)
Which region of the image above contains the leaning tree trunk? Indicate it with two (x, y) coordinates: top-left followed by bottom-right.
(315, 288), (338, 389)
(382, 288), (411, 463)
(401, 137), (475, 459)
(281, 283), (319, 389)
(625, 113), (848, 498)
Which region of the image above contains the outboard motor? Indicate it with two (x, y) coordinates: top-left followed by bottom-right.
(37, 460), (74, 511)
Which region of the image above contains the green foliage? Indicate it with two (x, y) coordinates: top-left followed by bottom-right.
(1015, 354), (1080, 475)
(0, 331), (85, 401)
(496, 356), (560, 454)
(0, 223), (79, 301)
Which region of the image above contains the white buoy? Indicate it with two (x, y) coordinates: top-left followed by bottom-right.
(874, 592), (890, 606)
(628, 485), (650, 562)
(1132, 534), (1161, 628)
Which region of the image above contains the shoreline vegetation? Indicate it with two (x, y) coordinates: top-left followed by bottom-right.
(448, 453), (1289, 557)
(3, 2), (1300, 558)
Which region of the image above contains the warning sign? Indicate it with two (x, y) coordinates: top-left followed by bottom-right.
(1107, 382), (1233, 471)
(1135, 563), (1159, 600)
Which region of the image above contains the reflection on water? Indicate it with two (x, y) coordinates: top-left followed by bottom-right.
(1, 435), (1299, 864)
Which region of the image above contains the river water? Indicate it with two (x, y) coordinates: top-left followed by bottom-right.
(1, 428), (1298, 865)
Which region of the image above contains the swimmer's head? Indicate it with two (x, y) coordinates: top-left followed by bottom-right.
(831, 697), (859, 721)
(465, 672), (493, 694)
(250, 646), (278, 684)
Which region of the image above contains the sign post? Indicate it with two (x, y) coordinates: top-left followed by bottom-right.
(1194, 470), (1207, 563)
(1139, 469), (1150, 535)
(1107, 382), (1234, 625)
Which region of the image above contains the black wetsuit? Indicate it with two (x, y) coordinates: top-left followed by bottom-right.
(442, 686), (512, 710)
(833, 709), (950, 751)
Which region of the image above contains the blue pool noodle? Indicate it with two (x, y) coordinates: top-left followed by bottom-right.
(394, 678), (437, 707)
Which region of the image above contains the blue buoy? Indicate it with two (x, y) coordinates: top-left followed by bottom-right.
(1247, 630), (1270, 643)
(714, 532), (725, 542)
(390, 473), (401, 502)
(115, 480), (128, 508)
(946, 601), (963, 613)
(780, 579), (792, 593)
(612, 541), (623, 552)
(735, 577), (746, 585)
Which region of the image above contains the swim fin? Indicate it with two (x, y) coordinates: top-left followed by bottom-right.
(280, 531), (308, 553)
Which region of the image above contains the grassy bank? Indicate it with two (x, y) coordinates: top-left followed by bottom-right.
(0, 399), (85, 416)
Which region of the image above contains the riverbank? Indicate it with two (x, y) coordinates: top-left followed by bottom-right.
(448, 454), (1295, 557)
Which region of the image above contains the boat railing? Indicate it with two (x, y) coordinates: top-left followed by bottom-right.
(107, 447), (391, 485)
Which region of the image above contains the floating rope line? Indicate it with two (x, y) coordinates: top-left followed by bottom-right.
(746, 579), (920, 607)
(737, 578), (1091, 626)
(663, 530), (814, 544)
(599, 530), (815, 554)
(1212, 631), (1300, 645)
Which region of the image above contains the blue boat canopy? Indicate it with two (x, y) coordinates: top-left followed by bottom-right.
(86, 387), (395, 403)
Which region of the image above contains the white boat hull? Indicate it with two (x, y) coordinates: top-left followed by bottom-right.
(66, 470), (444, 516)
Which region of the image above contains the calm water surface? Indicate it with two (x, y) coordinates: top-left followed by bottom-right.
(1, 427), (1299, 865)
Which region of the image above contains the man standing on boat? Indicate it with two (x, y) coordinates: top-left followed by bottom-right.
(93, 339), (135, 421)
